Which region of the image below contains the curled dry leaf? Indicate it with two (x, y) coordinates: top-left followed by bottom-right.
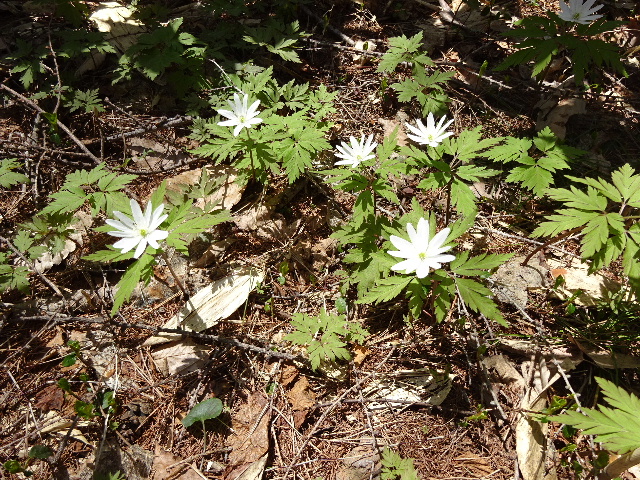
(144, 268), (264, 346)
(286, 375), (317, 428)
(535, 97), (586, 140)
(151, 337), (209, 376)
(363, 369), (454, 411)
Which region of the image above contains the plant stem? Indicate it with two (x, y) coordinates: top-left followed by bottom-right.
(160, 251), (190, 299)
(245, 128), (256, 181)
(200, 422), (207, 471)
(521, 226), (582, 267)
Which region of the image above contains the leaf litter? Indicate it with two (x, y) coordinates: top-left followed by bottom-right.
(2, 1), (640, 479)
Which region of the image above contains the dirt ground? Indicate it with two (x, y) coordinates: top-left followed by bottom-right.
(1, 0), (640, 479)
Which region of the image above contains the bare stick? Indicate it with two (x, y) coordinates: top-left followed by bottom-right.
(0, 235), (64, 297)
(14, 314), (305, 363)
(1, 83), (101, 164)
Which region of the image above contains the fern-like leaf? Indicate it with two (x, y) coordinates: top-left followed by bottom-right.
(553, 377), (640, 454)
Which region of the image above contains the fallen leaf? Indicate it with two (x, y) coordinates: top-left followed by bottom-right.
(144, 268), (265, 346)
(153, 447), (202, 480)
(151, 338), (209, 376)
(280, 364), (299, 387)
(165, 166), (245, 211)
(226, 392), (270, 479)
(378, 114), (409, 147)
(516, 357), (557, 480)
(234, 453), (268, 480)
(490, 255), (549, 308)
(363, 369), (454, 411)
(287, 376), (316, 428)
(571, 340), (640, 369)
(193, 239), (235, 268)
(40, 411), (91, 445)
(34, 384), (65, 411)
(337, 444), (381, 480)
(547, 259), (622, 306)
(233, 204), (273, 231)
(535, 97), (586, 140)
(352, 345), (368, 366)
(482, 354), (526, 390)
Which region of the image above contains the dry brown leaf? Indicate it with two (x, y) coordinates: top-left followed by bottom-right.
(233, 204), (273, 231)
(490, 255), (549, 308)
(337, 444), (381, 480)
(152, 447), (202, 480)
(378, 117), (409, 146)
(226, 392), (270, 477)
(482, 354), (526, 390)
(571, 340), (640, 369)
(34, 384), (65, 411)
(46, 328), (65, 348)
(234, 453), (268, 480)
(535, 97), (586, 139)
(280, 364), (299, 387)
(516, 358), (555, 480)
(287, 376), (316, 428)
(193, 239), (234, 268)
(352, 345), (368, 366)
(150, 338), (209, 376)
(165, 165), (245, 211)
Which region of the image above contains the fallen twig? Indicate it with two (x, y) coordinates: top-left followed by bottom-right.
(13, 314), (306, 364)
(1, 83), (101, 164)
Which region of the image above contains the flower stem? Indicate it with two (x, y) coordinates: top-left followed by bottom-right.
(160, 251), (190, 299)
(245, 128), (256, 181)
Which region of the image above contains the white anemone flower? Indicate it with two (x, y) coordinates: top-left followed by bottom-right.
(217, 92), (263, 136)
(558, 0), (603, 24)
(106, 199), (169, 258)
(405, 113), (454, 148)
(388, 217), (455, 278)
(335, 134), (378, 168)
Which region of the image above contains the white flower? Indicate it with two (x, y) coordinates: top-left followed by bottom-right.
(217, 92), (263, 136)
(558, 0), (603, 24)
(388, 217), (455, 278)
(106, 199), (169, 258)
(405, 113), (454, 148)
(335, 134), (378, 168)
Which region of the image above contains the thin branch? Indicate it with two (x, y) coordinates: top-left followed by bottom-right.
(0, 236), (64, 297)
(1, 83), (101, 164)
(12, 314), (306, 363)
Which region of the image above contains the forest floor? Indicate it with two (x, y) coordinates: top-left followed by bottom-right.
(1, 0), (640, 479)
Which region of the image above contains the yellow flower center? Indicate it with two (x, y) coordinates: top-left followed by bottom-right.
(139, 228), (148, 237)
(419, 252), (427, 260)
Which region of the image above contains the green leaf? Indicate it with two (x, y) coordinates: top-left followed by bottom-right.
(28, 445), (53, 459)
(284, 310), (366, 370)
(75, 400), (96, 419)
(377, 32), (433, 72)
(451, 252), (513, 277)
(0, 159), (29, 188)
(111, 254), (156, 315)
(182, 398), (223, 428)
(456, 277), (507, 326)
(4, 460), (26, 474)
(61, 353), (77, 367)
(381, 448), (421, 480)
(357, 275), (413, 305)
(552, 378), (640, 454)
